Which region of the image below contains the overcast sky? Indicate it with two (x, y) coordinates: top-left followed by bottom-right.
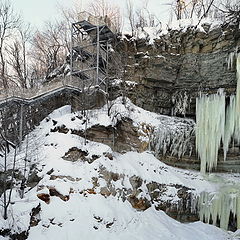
(11, 0), (172, 29)
(12, 0), (74, 28)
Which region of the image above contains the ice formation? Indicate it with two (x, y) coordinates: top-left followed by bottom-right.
(196, 53), (240, 173)
(228, 51), (236, 70)
(172, 90), (191, 116)
(196, 89), (226, 172)
(150, 117), (195, 158)
(199, 186), (240, 230)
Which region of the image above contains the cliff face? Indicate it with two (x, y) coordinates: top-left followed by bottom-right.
(116, 23), (240, 172)
(121, 23), (240, 117)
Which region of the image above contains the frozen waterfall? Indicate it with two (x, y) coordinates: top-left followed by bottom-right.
(150, 116), (195, 159)
(196, 53), (240, 173)
(199, 186), (240, 230)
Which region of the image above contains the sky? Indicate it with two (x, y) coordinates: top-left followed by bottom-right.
(11, 0), (172, 30)
(12, 0), (75, 28)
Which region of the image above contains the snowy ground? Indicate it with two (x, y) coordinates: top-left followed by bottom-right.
(0, 98), (239, 239)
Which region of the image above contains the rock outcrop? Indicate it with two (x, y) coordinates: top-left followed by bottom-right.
(119, 23), (240, 117)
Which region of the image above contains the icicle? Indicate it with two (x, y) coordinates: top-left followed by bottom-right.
(223, 95), (235, 160)
(150, 117), (195, 159)
(227, 48), (238, 70)
(196, 53), (240, 172)
(172, 91), (190, 116)
(228, 52), (235, 70)
(198, 186), (240, 230)
(196, 89), (225, 173)
(234, 54), (240, 143)
(237, 196), (240, 229)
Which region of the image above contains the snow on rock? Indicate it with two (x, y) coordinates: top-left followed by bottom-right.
(167, 17), (222, 33)
(0, 99), (239, 239)
(136, 27), (162, 45)
(126, 17), (222, 45)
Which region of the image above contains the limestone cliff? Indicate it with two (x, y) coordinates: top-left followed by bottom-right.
(110, 23), (240, 173)
(120, 23), (240, 117)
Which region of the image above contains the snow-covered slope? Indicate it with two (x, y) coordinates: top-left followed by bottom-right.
(0, 98), (239, 239)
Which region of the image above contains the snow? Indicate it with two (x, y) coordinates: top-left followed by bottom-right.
(126, 17), (222, 45)
(167, 17), (222, 33)
(137, 27), (162, 44)
(0, 97), (239, 239)
(26, 196), (231, 240)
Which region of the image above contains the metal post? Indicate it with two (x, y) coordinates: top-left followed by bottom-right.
(19, 104), (23, 150)
(70, 23), (74, 84)
(106, 41), (109, 93)
(96, 25), (100, 86)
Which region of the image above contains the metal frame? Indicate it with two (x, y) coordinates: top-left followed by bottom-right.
(70, 20), (115, 92)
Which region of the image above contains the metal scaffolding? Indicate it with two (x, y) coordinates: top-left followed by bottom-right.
(70, 16), (116, 92)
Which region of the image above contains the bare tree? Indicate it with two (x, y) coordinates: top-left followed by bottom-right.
(126, 0), (161, 36)
(126, 0), (136, 35)
(0, 0), (20, 89)
(88, 0), (123, 32)
(58, 1), (82, 46)
(30, 21), (67, 79)
(0, 131), (17, 220)
(215, 0), (240, 25)
(7, 24), (31, 89)
(171, 0), (217, 21)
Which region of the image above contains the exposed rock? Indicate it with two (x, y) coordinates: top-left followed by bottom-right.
(146, 182), (167, 200)
(52, 120), (57, 126)
(49, 187), (70, 201)
(129, 175), (143, 190)
(30, 204), (41, 227)
(87, 188), (96, 194)
(127, 195), (151, 211)
(0, 229), (28, 240)
(27, 171), (42, 189)
(37, 193), (50, 204)
(71, 118), (146, 153)
(92, 177), (99, 188)
(63, 147), (88, 162)
(106, 221), (114, 228)
(119, 24), (240, 116)
(104, 152), (113, 160)
(99, 168), (121, 183)
(50, 175), (79, 182)
(9, 231), (28, 240)
(51, 125), (69, 134)
(92, 155), (101, 161)
(46, 168), (54, 175)
(155, 184), (198, 223)
(100, 187), (111, 197)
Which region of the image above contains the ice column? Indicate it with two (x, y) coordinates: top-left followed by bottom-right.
(196, 53), (240, 173)
(196, 90), (225, 173)
(199, 186), (240, 230)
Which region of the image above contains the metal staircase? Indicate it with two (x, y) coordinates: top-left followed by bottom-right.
(70, 16), (116, 92)
(0, 14), (120, 104)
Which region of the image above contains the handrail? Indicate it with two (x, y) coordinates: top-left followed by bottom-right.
(0, 76), (88, 105)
